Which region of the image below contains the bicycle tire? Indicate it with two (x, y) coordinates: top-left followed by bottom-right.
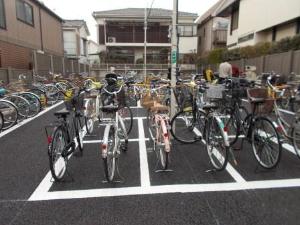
(102, 125), (116, 182)
(205, 117), (229, 171)
(3, 95), (30, 119)
(118, 106), (133, 135)
(158, 119), (170, 170)
(75, 116), (84, 152)
(49, 126), (67, 181)
(0, 111), (3, 131)
(170, 109), (201, 144)
(292, 125), (300, 158)
(18, 92), (42, 117)
(0, 99), (19, 129)
(251, 116), (282, 169)
(29, 88), (48, 107)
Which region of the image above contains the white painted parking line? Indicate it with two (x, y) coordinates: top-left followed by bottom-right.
(28, 178), (300, 201)
(138, 118), (151, 187)
(137, 100), (141, 108)
(0, 101), (63, 138)
(83, 138), (150, 144)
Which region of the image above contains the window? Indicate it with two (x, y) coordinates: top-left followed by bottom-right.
(0, 0), (6, 29)
(178, 25), (197, 37)
(230, 7), (239, 35)
(16, 0), (34, 26)
(297, 18), (300, 34)
(272, 27), (277, 42)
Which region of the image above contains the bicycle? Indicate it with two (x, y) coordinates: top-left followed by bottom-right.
(266, 75), (300, 159)
(142, 86), (171, 170)
(100, 77), (129, 182)
(224, 86), (282, 169)
(46, 89), (86, 181)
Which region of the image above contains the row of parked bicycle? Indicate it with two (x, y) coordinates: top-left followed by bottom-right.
(42, 70), (300, 183)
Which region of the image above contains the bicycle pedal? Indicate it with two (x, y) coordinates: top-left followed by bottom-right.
(155, 169), (174, 173)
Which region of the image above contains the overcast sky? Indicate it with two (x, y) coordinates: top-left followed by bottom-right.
(42, 0), (219, 42)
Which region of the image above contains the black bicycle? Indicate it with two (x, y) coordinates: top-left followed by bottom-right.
(46, 89), (85, 181)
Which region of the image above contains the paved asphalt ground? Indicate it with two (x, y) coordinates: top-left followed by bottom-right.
(1, 101), (300, 225)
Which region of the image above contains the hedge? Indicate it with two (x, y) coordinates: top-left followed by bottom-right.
(200, 35), (300, 65)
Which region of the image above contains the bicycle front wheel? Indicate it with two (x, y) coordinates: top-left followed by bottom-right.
(206, 117), (229, 171)
(118, 106), (133, 135)
(102, 125), (116, 182)
(49, 127), (67, 181)
(0, 111), (3, 131)
(251, 117), (282, 169)
(170, 109), (201, 144)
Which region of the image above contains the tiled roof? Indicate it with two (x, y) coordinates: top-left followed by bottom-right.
(93, 8), (197, 18)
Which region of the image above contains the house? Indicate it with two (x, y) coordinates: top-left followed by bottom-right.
(216, 0), (300, 49)
(92, 8), (198, 64)
(195, 0), (229, 57)
(0, 0), (64, 70)
(62, 20), (90, 65)
(88, 40), (100, 65)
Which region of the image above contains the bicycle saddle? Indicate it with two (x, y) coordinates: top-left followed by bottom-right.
(202, 103), (218, 110)
(54, 109), (70, 117)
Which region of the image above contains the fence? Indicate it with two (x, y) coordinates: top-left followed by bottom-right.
(0, 68), (33, 84)
(202, 50), (300, 76)
(33, 51), (90, 77)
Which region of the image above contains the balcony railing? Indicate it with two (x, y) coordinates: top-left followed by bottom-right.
(106, 31), (169, 44)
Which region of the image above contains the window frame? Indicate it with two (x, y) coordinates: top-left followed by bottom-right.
(16, 0), (34, 27)
(178, 25), (197, 37)
(296, 18), (300, 34)
(0, 0), (6, 29)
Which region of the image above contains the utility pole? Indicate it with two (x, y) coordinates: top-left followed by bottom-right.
(170, 0), (178, 118)
(144, 7), (147, 80)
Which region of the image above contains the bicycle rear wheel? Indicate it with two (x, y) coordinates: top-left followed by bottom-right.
(49, 127), (67, 181)
(251, 117), (282, 169)
(170, 109), (201, 144)
(102, 125), (116, 182)
(0, 100), (18, 130)
(205, 117), (229, 171)
(292, 124), (300, 158)
(4, 95), (30, 119)
(18, 92), (41, 117)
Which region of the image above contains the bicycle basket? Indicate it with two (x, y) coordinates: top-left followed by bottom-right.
(64, 91), (84, 111)
(247, 88), (274, 114)
(205, 84), (225, 99)
(141, 92), (162, 109)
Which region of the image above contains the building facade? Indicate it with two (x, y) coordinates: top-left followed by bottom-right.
(88, 40), (100, 65)
(0, 0), (64, 70)
(63, 20), (90, 65)
(217, 0), (300, 49)
(196, 0), (229, 57)
(92, 8), (198, 64)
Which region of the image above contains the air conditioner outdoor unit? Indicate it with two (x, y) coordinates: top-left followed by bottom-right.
(107, 37), (116, 43)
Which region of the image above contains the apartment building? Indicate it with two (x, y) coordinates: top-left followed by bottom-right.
(216, 0), (300, 49)
(63, 20), (90, 64)
(196, 0), (229, 57)
(88, 40), (100, 65)
(92, 8), (198, 64)
(0, 0), (64, 70)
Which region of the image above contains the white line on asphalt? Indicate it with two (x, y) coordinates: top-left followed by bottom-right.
(195, 127), (246, 183)
(83, 138), (150, 144)
(0, 101), (63, 139)
(130, 106), (143, 109)
(29, 126), (87, 201)
(28, 178), (300, 201)
(137, 100), (141, 108)
(138, 118), (151, 187)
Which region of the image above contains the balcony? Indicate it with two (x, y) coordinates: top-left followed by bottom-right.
(213, 30), (227, 45)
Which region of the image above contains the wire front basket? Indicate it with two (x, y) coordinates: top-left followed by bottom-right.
(64, 91), (85, 112)
(247, 88), (274, 114)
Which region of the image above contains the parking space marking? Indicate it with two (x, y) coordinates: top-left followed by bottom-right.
(138, 118), (151, 187)
(83, 138), (150, 144)
(28, 178), (300, 201)
(0, 101), (63, 139)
